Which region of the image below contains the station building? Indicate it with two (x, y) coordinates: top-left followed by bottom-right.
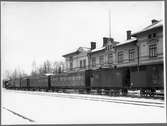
(62, 19), (164, 87)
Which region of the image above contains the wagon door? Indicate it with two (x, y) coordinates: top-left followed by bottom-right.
(85, 70), (92, 88)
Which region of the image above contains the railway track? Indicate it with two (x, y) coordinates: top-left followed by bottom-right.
(2, 107), (35, 123)
(9, 90), (165, 108)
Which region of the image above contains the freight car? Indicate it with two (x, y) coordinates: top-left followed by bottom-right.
(29, 75), (49, 91)
(3, 67), (164, 98)
(130, 64), (164, 96)
(6, 79), (21, 90)
(20, 78), (30, 90)
(90, 68), (130, 95)
(51, 70), (92, 93)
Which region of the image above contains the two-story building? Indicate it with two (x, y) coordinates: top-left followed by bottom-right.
(63, 19), (163, 79)
(62, 47), (90, 72)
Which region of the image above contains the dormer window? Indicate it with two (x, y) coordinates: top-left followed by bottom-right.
(148, 33), (156, 39)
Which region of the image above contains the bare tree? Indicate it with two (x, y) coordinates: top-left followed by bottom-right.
(4, 68), (28, 80)
(29, 60), (65, 76)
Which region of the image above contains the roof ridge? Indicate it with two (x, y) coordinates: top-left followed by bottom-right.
(143, 20), (161, 30)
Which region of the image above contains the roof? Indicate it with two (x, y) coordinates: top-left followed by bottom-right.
(62, 47), (90, 57)
(91, 46), (106, 53)
(117, 37), (137, 46)
(132, 20), (163, 36)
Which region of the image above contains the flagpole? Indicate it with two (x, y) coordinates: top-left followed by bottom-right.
(109, 9), (111, 38)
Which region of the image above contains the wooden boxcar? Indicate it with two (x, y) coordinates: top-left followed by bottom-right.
(90, 68), (130, 89)
(29, 76), (49, 89)
(51, 70), (91, 90)
(20, 78), (28, 88)
(130, 64), (164, 89)
(14, 79), (21, 88)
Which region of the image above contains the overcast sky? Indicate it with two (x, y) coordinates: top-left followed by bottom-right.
(1, 1), (164, 77)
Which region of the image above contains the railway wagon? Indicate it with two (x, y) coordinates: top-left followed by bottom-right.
(3, 80), (11, 89)
(7, 80), (15, 89)
(130, 64), (164, 95)
(14, 79), (21, 89)
(29, 76), (49, 90)
(51, 70), (91, 93)
(90, 68), (130, 95)
(20, 78), (29, 89)
(2, 80), (6, 88)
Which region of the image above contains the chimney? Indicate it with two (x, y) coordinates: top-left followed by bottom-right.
(103, 37), (113, 47)
(91, 42), (96, 50)
(152, 19), (158, 24)
(103, 37), (108, 47)
(126, 30), (131, 40)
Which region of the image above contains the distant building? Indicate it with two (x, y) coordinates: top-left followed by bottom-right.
(62, 47), (90, 72)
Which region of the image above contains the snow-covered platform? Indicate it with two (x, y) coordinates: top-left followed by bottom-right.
(1, 89), (166, 124)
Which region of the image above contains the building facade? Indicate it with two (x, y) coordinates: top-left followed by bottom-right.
(63, 47), (90, 72)
(63, 19), (163, 77)
(132, 19), (163, 66)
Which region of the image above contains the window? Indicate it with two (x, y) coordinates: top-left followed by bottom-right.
(92, 57), (96, 67)
(80, 60), (86, 68)
(153, 33), (156, 38)
(83, 59), (86, 68)
(118, 51), (124, 63)
(149, 44), (157, 57)
(148, 33), (156, 39)
(80, 60), (82, 68)
(110, 45), (113, 49)
(129, 49), (135, 62)
(70, 63), (73, 70)
(99, 55), (104, 65)
(69, 57), (73, 70)
(108, 53), (113, 64)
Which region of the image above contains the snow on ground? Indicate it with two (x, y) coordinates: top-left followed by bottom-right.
(1, 89), (166, 124)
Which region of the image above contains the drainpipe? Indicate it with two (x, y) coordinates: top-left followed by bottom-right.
(137, 44), (140, 72)
(88, 52), (91, 70)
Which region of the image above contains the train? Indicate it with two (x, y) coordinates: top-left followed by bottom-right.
(3, 65), (164, 97)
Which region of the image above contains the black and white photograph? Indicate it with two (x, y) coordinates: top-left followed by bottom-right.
(1, 1), (166, 125)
